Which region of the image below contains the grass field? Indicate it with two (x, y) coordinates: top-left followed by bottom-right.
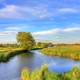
(41, 44), (80, 60)
(0, 47), (26, 62)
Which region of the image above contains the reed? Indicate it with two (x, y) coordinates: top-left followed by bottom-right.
(41, 44), (80, 60)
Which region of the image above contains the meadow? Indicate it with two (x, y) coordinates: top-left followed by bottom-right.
(0, 44), (80, 62)
(0, 44), (27, 62)
(41, 44), (80, 60)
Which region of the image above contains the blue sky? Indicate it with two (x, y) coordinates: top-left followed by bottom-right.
(0, 0), (80, 43)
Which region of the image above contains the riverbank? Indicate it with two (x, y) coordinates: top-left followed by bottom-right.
(41, 44), (80, 60)
(0, 44), (80, 62)
(0, 47), (30, 62)
(0, 47), (42, 62)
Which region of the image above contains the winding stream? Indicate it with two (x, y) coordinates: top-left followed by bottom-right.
(0, 50), (80, 80)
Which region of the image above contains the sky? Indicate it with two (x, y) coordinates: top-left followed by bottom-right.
(0, 0), (80, 43)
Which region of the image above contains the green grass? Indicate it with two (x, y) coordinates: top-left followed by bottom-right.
(41, 44), (80, 60)
(0, 46), (41, 62)
(21, 64), (80, 80)
(0, 47), (28, 62)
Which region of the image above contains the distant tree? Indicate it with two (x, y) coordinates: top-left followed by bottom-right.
(16, 32), (35, 50)
(36, 42), (53, 48)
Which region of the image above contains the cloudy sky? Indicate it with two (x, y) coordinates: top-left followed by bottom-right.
(0, 0), (80, 43)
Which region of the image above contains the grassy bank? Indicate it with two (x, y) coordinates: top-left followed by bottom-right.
(0, 46), (42, 62)
(21, 64), (80, 80)
(0, 47), (29, 62)
(41, 44), (80, 60)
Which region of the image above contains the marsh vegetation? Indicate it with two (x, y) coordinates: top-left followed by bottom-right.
(41, 44), (80, 60)
(21, 64), (80, 80)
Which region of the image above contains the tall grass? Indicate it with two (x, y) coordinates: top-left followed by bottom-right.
(0, 47), (28, 62)
(20, 64), (80, 80)
(41, 44), (80, 60)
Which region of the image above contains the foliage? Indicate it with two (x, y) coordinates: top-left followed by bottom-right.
(34, 42), (54, 49)
(16, 32), (35, 50)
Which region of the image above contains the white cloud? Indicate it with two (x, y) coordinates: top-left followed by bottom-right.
(4, 26), (28, 33)
(63, 27), (80, 32)
(58, 8), (78, 13)
(27, 5), (50, 19)
(0, 5), (23, 18)
(0, 32), (17, 36)
(32, 27), (80, 36)
(32, 28), (61, 36)
(0, 4), (50, 19)
(0, 32), (8, 36)
(0, 4), (79, 19)
(0, 27), (80, 36)
(5, 26), (22, 31)
(0, 26), (25, 36)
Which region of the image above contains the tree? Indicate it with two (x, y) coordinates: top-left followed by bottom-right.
(16, 32), (35, 50)
(36, 42), (53, 48)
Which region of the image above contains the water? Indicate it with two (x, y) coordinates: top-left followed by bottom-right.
(0, 50), (80, 80)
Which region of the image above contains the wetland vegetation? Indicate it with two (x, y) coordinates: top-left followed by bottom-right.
(41, 44), (80, 60)
(21, 64), (80, 80)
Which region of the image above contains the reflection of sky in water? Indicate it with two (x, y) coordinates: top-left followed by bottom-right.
(48, 62), (73, 73)
(34, 50), (80, 73)
(0, 50), (80, 80)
